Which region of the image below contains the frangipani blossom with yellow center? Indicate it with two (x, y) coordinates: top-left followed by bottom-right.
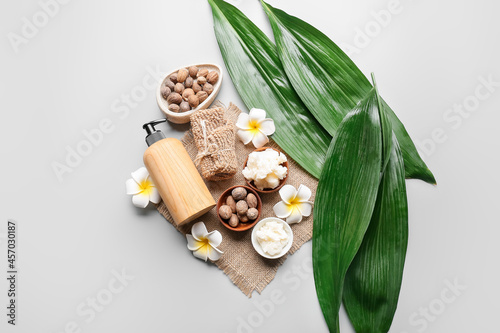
(273, 185), (313, 224)
(236, 108), (276, 148)
(186, 222), (223, 262)
(125, 167), (161, 208)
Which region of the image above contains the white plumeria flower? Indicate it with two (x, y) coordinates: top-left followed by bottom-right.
(125, 167), (161, 208)
(236, 108), (276, 148)
(186, 222), (223, 262)
(273, 185), (313, 224)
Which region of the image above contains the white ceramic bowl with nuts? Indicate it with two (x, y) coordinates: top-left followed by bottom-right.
(157, 63), (223, 124)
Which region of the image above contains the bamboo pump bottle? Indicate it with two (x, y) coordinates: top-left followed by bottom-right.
(142, 119), (215, 226)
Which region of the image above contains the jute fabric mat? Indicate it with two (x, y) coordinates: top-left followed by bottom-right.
(156, 102), (318, 297)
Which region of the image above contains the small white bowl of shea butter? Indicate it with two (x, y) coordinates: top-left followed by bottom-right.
(251, 218), (293, 259)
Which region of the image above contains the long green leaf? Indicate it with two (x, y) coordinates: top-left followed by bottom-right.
(207, 0), (331, 178)
(343, 136), (408, 333)
(313, 88), (383, 332)
(261, 1), (436, 184)
(372, 73), (393, 173)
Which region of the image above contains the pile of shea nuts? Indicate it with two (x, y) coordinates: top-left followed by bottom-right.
(219, 187), (259, 228)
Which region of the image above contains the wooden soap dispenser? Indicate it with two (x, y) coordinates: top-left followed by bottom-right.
(142, 119), (215, 226)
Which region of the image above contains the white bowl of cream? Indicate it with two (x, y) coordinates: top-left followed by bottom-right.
(251, 218), (293, 259)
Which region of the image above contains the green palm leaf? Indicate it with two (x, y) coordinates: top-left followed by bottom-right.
(372, 74), (393, 172)
(343, 135), (409, 333)
(207, 0), (331, 178)
(313, 88), (383, 332)
(261, 1), (436, 184)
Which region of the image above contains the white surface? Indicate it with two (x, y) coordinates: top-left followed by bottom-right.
(1, 0), (499, 332)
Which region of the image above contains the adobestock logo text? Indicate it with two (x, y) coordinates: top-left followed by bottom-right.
(416, 74), (499, 158)
(342, 0), (403, 56)
(53, 268), (134, 333)
(399, 278), (466, 333)
(51, 65), (164, 182)
(7, 0), (74, 54)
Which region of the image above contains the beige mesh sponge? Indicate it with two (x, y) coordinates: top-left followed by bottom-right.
(190, 107), (238, 181)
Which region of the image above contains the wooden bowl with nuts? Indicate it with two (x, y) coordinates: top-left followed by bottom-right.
(217, 185), (262, 232)
(243, 147), (289, 194)
(157, 63), (223, 124)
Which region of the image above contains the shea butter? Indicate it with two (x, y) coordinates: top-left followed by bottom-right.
(243, 149), (287, 190)
(256, 220), (290, 256)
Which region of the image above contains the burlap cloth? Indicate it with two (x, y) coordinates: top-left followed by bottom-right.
(156, 102), (318, 297)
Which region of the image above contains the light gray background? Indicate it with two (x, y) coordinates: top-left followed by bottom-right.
(1, 0), (498, 332)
